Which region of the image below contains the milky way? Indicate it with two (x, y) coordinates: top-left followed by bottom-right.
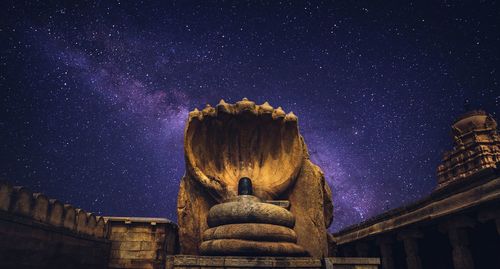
(1, 1), (499, 231)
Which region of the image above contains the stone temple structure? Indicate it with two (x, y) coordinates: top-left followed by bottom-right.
(334, 110), (500, 269)
(177, 98), (334, 257)
(436, 110), (500, 189)
(1, 99), (497, 269)
(172, 98), (378, 268)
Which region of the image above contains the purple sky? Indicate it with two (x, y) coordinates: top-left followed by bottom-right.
(1, 1), (499, 231)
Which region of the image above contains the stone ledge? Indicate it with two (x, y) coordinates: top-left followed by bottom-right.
(105, 216), (177, 226)
(166, 255), (380, 269)
(333, 176), (500, 244)
(0, 210), (108, 243)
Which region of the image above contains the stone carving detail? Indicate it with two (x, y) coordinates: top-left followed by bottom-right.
(436, 110), (500, 189)
(200, 178), (308, 256)
(177, 98), (333, 257)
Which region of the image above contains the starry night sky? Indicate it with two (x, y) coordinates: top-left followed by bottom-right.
(1, 1), (499, 232)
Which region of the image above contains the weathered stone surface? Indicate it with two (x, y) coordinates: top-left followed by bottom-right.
(12, 186), (32, 216)
(184, 99), (304, 201)
(165, 255), (380, 269)
(203, 223), (297, 242)
(32, 193), (49, 222)
(200, 239), (308, 256)
(178, 99), (333, 257)
(202, 193), (306, 256)
(289, 158), (333, 257)
(0, 181), (13, 211)
(63, 204), (76, 230)
(106, 217), (178, 269)
(48, 199), (63, 226)
(207, 196), (295, 228)
(177, 175), (215, 254)
(76, 209), (88, 234)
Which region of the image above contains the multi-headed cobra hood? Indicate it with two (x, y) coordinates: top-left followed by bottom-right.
(184, 98), (306, 201)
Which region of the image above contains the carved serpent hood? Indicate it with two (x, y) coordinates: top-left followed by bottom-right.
(178, 98), (333, 257)
(184, 98), (305, 201)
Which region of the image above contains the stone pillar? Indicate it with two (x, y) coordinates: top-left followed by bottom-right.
(355, 242), (370, 257)
(398, 229), (423, 269)
(440, 216), (475, 269)
(376, 236), (395, 269)
(448, 227), (474, 269)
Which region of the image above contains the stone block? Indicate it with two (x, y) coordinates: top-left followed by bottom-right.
(63, 204), (76, 230)
(48, 199), (63, 226)
(114, 241), (143, 251)
(32, 193), (49, 222)
(76, 209), (88, 234)
(110, 231), (156, 242)
(111, 249), (157, 260)
(141, 241), (156, 250)
(12, 186), (33, 216)
(95, 216), (106, 237)
(0, 181), (13, 211)
(86, 213), (97, 235)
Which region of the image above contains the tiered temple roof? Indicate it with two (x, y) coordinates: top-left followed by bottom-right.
(437, 110), (500, 189)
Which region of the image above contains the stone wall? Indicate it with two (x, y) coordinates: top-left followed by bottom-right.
(0, 180), (110, 269)
(107, 217), (179, 269)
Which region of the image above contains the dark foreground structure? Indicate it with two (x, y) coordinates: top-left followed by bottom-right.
(0, 186), (178, 269)
(0, 107), (498, 269)
(334, 110), (500, 269)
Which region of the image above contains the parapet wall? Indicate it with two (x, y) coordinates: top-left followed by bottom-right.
(107, 217), (179, 269)
(0, 180), (110, 269)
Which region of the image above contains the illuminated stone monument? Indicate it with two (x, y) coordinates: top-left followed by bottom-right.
(177, 98), (333, 257)
(170, 98), (380, 268)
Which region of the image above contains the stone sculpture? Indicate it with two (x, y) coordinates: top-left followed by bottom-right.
(177, 98), (333, 257)
(201, 177), (308, 256)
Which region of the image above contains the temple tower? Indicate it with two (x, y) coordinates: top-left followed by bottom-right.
(437, 110), (500, 189)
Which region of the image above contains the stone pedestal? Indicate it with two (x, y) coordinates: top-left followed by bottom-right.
(166, 255), (380, 269)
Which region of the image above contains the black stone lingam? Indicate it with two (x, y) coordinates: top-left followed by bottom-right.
(237, 177), (253, 195)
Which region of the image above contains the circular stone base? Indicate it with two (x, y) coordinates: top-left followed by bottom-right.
(203, 223), (297, 243)
(207, 198), (295, 228)
(200, 239), (309, 257)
